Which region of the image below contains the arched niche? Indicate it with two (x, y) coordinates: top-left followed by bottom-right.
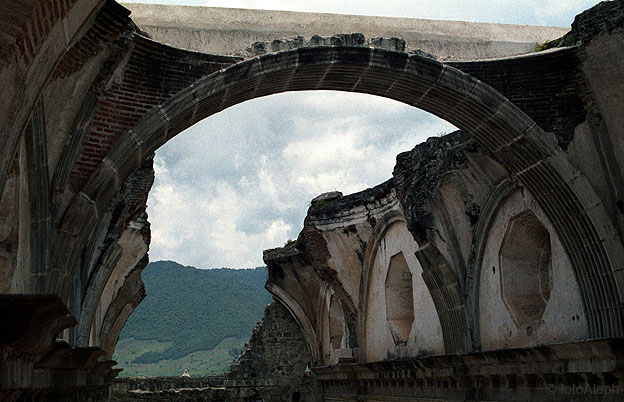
(319, 287), (351, 366)
(362, 212), (444, 362)
(328, 295), (345, 351)
(500, 210), (552, 327)
(385, 252), (414, 345)
(478, 187), (587, 350)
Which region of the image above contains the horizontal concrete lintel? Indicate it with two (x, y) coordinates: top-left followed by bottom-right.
(122, 3), (569, 61)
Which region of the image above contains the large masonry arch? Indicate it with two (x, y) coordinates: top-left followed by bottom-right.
(54, 44), (624, 342)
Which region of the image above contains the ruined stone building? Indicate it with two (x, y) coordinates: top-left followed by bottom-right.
(0, 0), (623, 401)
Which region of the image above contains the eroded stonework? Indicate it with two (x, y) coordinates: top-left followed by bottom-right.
(226, 302), (313, 401)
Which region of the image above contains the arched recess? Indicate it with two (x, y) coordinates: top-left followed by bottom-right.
(499, 210), (552, 326)
(475, 186), (588, 350)
(317, 282), (356, 365)
(328, 294), (345, 351)
(51, 45), (624, 339)
(385, 252), (414, 345)
(361, 209), (445, 360)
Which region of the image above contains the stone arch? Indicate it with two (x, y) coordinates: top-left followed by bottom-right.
(266, 281), (321, 362)
(466, 178), (519, 349)
(77, 218), (150, 348)
(76, 242), (123, 346)
(98, 266), (145, 359)
(51, 45), (624, 339)
(415, 243), (471, 354)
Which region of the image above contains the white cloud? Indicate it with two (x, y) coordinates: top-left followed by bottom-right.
(148, 165), (294, 268)
(533, 0), (602, 26)
(147, 90), (454, 268)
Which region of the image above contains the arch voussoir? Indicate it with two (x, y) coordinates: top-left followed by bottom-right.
(52, 46), (624, 339)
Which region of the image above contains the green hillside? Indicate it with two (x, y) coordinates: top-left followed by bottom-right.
(113, 260), (272, 376)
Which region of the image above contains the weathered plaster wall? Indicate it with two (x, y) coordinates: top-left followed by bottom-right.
(573, 2), (624, 244)
(479, 187), (588, 351)
(580, 33), (624, 177)
(566, 122), (614, 216)
(313, 191), (398, 315)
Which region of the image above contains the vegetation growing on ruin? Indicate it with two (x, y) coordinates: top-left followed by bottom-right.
(534, 40), (551, 52)
(113, 261), (271, 376)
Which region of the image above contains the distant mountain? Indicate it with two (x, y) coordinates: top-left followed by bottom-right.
(113, 260), (273, 376)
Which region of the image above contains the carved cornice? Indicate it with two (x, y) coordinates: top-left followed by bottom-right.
(313, 339), (624, 401)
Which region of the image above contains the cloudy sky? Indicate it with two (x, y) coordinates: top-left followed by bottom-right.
(136, 0), (602, 269)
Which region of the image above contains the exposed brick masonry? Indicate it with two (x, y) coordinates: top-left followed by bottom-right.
(0, 0), (79, 66)
(65, 11), (240, 190)
(51, 1), (133, 80)
(451, 48), (586, 149)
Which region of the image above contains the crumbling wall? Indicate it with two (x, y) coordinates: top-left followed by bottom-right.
(111, 375), (224, 393)
(226, 301), (314, 401)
